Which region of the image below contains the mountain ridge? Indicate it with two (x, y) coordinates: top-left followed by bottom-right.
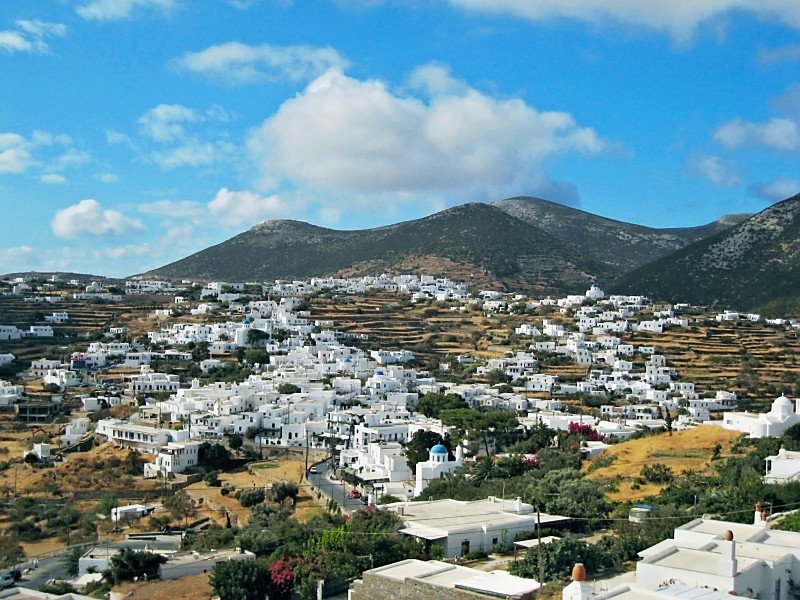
(609, 194), (800, 310)
(147, 198), (749, 295)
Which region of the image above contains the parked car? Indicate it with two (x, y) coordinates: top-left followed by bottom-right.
(0, 573), (15, 589)
(309, 466), (318, 474)
(349, 490), (361, 499)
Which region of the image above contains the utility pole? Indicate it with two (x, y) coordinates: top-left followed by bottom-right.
(304, 436), (309, 474)
(537, 506), (544, 585)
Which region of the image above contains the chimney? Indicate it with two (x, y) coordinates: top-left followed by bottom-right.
(717, 530), (737, 577)
(562, 564), (594, 600)
(754, 502), (767, 527)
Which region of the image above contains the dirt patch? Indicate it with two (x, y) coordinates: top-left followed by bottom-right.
(115, 572), (212, 600)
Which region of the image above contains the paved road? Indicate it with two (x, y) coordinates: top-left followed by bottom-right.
(307, 459), (366, 512)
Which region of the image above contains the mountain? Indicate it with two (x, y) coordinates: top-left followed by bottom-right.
(493, 197), (749, 276)
(148, 198), (749, 296)
(149, 203), (605, 293)
(610, 194), (800, 310)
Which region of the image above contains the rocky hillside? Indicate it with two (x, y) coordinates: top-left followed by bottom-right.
(494, 197), (748, 276)
(610, 194), (800, 309)
(149, 203), (605, 293)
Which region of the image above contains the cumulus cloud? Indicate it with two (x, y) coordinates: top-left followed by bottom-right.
(94, 172), (119, 183)
(0, 246), (35, 271)
(749, 178), (800, 202)
(0, 133), (33, 173)
(40, 173), (67, 185)
(0, 19), (66, 54)
(173, 41), (349, 85)
(138, 104), (200, 142)
(76, 0), (177, 21)
(52, 199), (144, 238)
(247, 66), (605, 199)
(446, 0), (800, 44)
(150, 140), (236, 170)
(714, 117), (800, 152)
(208, 188), (295, 227)
(684, 152), (741, 187)
(136, 104), (234, 170)
(106, 129), (134, 146)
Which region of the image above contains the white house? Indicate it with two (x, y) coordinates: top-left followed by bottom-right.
(389, 497), (569, 558)
(764, 446), (800, 484)
(144, 440), (202, 478)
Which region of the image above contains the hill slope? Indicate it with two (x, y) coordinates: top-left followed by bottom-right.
(148, 203), (605, 293)
(610, 194), (800, 310)
(494, 196), (748, 276)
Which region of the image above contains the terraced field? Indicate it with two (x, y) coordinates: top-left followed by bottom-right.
(0, 295), (171, 362)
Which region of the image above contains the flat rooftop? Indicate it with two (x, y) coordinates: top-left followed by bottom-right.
(367, 560), (539, 598)
(648, 546), (760, 576)
(390, 498), (567, 534)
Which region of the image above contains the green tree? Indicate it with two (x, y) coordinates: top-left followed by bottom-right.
(199, 442), (231, 468)
(277, 383), (301, 395)
(104, 548), (166, 584)
(236, 488), (266, 508)
(246, 329), (269, 347)
(62, 546), (84, 577)
(271, 481), (299, 508)
(211, 559), (273, 600)
(415, 393), (468, 418)
(243, 349), (270, 365)
(228, 433), (244, 451)
(163, 490), (196, 525)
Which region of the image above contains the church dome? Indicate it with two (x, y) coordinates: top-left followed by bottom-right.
(774, 395), (793, 409)
(430, 444), (448, 454)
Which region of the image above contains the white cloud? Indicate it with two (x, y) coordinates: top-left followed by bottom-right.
(151, 140), (235, 170)
(408, 63), (471, 97)
(40, 173), (67, 185)
(94, 172), (119, 183)
(446, 0), (800, 44)
(106, 129), (134, 146)
(136, 104), (234, 169)
(208, 188), (295, 227)
(174, 41), (348, 85)
(684, 152), (741, 187)
(52, 199), (144, 238)
(714, 117), (800, 152)
(749, 178), (800, 202)
(138, 104), (200, 142)
(76, 0), (177, 21)
(52, 148), (91, 171)
(0, 246), (35, 271)
(226, 0), (261, 9)
(247, 67), (605, 198)
(0, 19), (66, 54)
(0, 133), (33, 173)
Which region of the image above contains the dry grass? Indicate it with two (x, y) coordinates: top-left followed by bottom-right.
(585, 426), (742, 503)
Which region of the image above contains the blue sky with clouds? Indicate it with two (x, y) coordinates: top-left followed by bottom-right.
(1, 0), (799, 277)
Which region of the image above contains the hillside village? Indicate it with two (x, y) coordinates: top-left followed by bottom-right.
(2, 273), (800, 600)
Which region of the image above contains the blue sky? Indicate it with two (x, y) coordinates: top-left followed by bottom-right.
(1, 0), (800, 277)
